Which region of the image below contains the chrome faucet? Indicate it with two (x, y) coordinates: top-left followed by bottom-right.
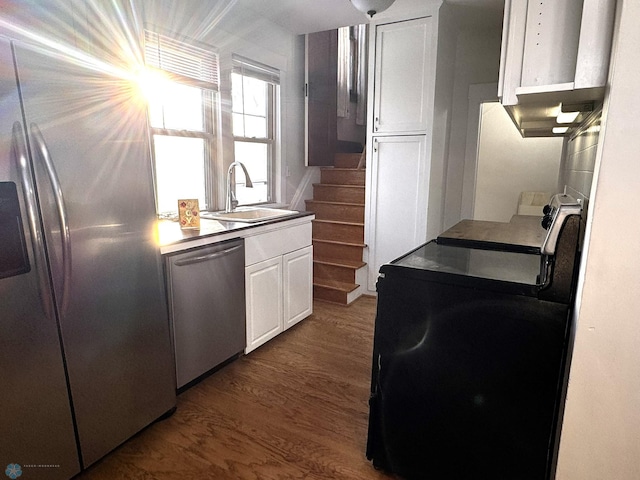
(225, 161), (253, 213)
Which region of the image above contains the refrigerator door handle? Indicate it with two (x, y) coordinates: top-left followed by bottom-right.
(29, 122), (72, 314)
(11, 122), (53, 319)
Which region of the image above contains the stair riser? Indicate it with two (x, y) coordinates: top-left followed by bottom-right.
(313, 221), (364, 244)
(313, 285), (348, 305)
(313, 185), (365, 204)
(313, 241), (363, 263)
(305, 202), (364, 223)
(314, 263), (356, 284)
(334, 153), (363, 169)
(320, 169), (366, 186)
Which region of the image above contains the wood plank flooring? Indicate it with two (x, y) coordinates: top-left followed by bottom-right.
(77, 296), (394, 479)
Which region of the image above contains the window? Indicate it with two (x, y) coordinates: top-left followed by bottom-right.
(144, 31), (219, 216)
(231, 55), (280, 206)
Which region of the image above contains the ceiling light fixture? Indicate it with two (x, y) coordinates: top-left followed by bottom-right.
(349, 0), (396, 17)
(552, 126), (569, 135)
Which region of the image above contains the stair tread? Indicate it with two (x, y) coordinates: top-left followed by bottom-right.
(313, 279), (360, 293)
(334, 153), (364, 169)
(313, 183), (364, 189)
(320, 167), (365, 171)
(314, 258), (366, 269)
(305, 200), (365, 207)
(312, 219), (364, 227)
(312, 238), (367, 248)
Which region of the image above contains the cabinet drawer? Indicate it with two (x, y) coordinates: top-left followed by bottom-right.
(245, 222), (312, 266)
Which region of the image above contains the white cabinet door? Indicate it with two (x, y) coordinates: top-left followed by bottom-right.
(520, 0), (583, 87)
(367, 135), (429, 290)
(283, 246), (313, 330)
(245, 256), (283, 353)
(373, 16), (434, 135)
(499, 0), (615, 107)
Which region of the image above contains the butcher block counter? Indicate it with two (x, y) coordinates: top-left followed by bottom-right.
(437, 215), (546, 254)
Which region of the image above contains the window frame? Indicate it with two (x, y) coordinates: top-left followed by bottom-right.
(231, 56), (280, 206)
(144, 29), (221, 215)
(148, 85), (219, 214)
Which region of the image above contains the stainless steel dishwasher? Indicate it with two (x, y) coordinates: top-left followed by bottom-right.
(165, 238), (246, 389)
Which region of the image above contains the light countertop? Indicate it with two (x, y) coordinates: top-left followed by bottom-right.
(437, 215), (546, 254)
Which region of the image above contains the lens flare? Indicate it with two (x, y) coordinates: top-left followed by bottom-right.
(133, 67), (171, 104)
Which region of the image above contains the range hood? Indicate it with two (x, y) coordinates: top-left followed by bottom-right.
(498, 0), (615, 138)
(504, 86), (602, 138)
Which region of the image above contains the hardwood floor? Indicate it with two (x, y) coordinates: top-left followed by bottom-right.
(78, 296), (394, 479)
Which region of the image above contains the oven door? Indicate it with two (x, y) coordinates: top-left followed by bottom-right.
(367, 242), (569, 480)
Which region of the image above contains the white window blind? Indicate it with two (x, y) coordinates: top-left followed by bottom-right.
(232, 55), (280, 85)
(144, 30), (219, 91)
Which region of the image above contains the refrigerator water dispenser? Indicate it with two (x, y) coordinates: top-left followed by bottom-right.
(0, 181), (30, 279)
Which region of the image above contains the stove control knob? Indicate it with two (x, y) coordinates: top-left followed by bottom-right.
(541, 215), (553, 230)
(543, 204), (552, 215)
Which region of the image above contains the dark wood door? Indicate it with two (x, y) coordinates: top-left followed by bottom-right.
(306, 29), (337, 166)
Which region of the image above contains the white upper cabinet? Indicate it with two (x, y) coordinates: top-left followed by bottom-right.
(499, 0), (616, 136)
(373, 16), (435, 135)
(521, 0), (583, 87)
(520, 0), (584, 88)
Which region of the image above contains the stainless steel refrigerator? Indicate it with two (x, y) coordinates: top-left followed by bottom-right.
(0, 33), (175, 479)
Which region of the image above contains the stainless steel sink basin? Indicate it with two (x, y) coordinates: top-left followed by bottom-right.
(200, 207), (298, 223)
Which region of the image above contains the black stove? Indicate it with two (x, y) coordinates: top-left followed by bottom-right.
(366, 194), (583, 480)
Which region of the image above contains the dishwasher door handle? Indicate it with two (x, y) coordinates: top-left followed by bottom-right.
(174, 244), (243, 267)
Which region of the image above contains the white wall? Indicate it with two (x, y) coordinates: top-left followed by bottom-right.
(443, 21), (502, 229)
(555, 0), (640, 478)
(427, 3), (458, 238)
(473, 103), (563, 222)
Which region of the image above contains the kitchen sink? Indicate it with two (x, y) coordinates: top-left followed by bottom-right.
(200, 207), (298, 223)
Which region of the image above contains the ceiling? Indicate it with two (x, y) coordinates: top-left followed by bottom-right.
(237, 0), (504, 35)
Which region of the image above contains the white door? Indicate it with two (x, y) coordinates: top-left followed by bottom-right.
(366, 135), (429, 290)
(283, 245), (313, 329)
(245, 256), (283, 353)
(373, 16), (434, 135)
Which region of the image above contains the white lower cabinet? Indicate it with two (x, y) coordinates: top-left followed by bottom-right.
(283, 246), (313, 329)
(245, 222), (313, 353)
(245, 256), (284, 352)
(366, 135), (429, 291)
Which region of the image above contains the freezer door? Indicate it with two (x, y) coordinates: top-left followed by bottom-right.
(0, 38), (80, 479)
(13, 40), (176, 467)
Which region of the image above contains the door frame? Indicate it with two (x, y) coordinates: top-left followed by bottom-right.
(461, 82), (499, 219)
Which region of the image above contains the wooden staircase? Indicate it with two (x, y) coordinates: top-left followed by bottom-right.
(305, 153), (366, 305)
